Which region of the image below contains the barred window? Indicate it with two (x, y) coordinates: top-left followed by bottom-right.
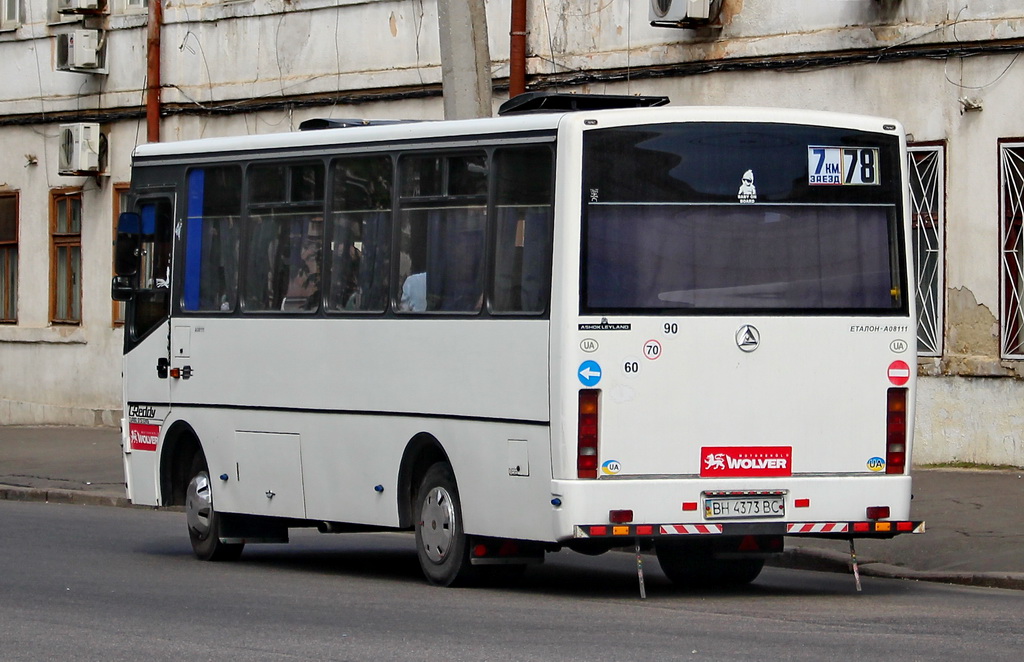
(1000, 142), (1024, 359)
(908, 144), (945, 357)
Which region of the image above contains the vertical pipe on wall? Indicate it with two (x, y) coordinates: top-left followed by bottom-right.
(509, 0), (527, 98)
(146, 1), (163, 143)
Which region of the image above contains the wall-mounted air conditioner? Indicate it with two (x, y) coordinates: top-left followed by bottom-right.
(56, 29), (105, 73)
(58, 123), (101, 175)
(649, 0), (723, 28)
(56, 0), (102, 14)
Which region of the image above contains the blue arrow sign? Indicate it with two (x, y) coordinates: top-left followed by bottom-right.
(578, 360), (603, 387)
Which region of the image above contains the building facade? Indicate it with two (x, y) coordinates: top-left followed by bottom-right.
(0, 0), (1021, 466)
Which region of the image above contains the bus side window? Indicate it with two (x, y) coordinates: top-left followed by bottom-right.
(326, 157), (392, 313)
(491, 146), (554, 314)
(243, 163), (325, 313)
(397, 153), (487, 314)
(183, 167), (241, 312)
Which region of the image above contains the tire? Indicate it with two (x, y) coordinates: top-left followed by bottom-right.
(655, 540), (764, 588)
(185, 455), (244, 562)
(414, 463), (474, 586)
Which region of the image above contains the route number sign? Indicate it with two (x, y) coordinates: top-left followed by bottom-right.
(808, 146), (880, 186)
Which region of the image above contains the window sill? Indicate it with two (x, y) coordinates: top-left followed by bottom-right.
(0, 326), (87, 344)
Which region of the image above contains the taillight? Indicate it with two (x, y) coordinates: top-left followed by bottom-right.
(886, 388), (907, 474)
(578, 389), (600, 479)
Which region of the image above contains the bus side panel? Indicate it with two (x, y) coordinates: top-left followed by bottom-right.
(160, 317), (552, 531)
(433, 420), (554, 541)
(176, 410), (555, 537)
(168, 319), (550, 424)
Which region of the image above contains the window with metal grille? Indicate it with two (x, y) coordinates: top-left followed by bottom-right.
(908, 144), (945, 357)
(1000, 142), (1024, 359)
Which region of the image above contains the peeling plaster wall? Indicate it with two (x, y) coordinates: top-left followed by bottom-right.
(916, 375), (1024, 467)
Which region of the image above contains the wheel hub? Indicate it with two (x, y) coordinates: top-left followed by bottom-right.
(420, 486), (455, 564)
(185, 471), (214, 542)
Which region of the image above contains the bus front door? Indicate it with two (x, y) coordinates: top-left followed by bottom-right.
(118, 198), (175, 506)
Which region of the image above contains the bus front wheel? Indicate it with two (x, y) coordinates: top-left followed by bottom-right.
(414, 463), (474, 586)
(185, 456), (244, 562)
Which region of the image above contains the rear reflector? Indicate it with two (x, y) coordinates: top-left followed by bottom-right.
(886, 388), (908, 474)
(866, 506), (891, 520)
(609, 509), (634, 523)
(578, 390), (600, 479)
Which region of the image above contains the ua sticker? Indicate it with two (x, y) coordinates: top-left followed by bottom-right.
(601, 460), (621, 475)
(867, 456), (886, 472)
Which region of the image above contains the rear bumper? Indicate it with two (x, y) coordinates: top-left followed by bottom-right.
(573, 519), (925, 540)
(548, 474), (918, 542)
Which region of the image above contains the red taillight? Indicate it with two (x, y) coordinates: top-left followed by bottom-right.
(886, 388), (908, 474)
(609, 509), (633, 523)
(578, 389), (600, 479)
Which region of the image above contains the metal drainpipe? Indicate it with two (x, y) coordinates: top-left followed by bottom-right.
(509, 0), (527, 98)
(146, 0), (162, 143)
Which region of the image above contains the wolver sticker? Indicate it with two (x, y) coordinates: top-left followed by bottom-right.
(701, 446), (792, 477)
(129, 423), (160, 451)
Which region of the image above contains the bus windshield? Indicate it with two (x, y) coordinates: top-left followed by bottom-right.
(581, 122), (906, 315)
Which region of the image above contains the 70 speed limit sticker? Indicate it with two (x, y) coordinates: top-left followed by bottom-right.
(644, 339), (662, 360)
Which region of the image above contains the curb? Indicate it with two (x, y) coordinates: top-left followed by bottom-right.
(0, 485), (132, 509)
(771, 548), (1024, 591)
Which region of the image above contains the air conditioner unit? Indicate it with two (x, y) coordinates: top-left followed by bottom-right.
(56, 0), (102, 14)
(56, 30), (101, 72)
(649, 0), (722, 27)
(58, 123), (101, 175)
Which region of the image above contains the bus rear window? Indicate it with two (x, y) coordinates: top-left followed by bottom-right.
(584, 203), (901, 312)
(581, 123), (906, 315)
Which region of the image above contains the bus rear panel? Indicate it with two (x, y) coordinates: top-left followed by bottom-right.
(549, 111), (919, 552)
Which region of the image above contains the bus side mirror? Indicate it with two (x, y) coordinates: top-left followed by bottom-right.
(115, 212), (143, 277)
(111, 275), (134, 302)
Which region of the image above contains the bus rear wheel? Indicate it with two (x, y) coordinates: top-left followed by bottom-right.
(185, 456), (244, 562)
(414, 463), (474, 586)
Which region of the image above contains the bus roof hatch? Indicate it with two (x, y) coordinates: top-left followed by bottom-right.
(498, 92), (670, 115)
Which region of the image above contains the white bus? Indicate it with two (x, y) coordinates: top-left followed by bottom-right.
(113, 94), (922, 587)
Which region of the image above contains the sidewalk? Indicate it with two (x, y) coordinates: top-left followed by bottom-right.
(1, 425), (1022, 589)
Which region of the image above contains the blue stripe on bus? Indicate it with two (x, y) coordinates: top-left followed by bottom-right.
(140, 203), (157, 235)
(184, 169), (205, 310)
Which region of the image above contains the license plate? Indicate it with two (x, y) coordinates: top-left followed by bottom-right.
(704, 495), (785, 519)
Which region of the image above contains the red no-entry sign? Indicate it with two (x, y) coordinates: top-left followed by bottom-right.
(887, 360), (910, 386)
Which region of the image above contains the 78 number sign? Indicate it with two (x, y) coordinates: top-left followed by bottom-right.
(808, 146), (879, 186)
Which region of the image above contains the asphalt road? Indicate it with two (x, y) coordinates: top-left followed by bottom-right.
(2, 500), (1022, 661)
